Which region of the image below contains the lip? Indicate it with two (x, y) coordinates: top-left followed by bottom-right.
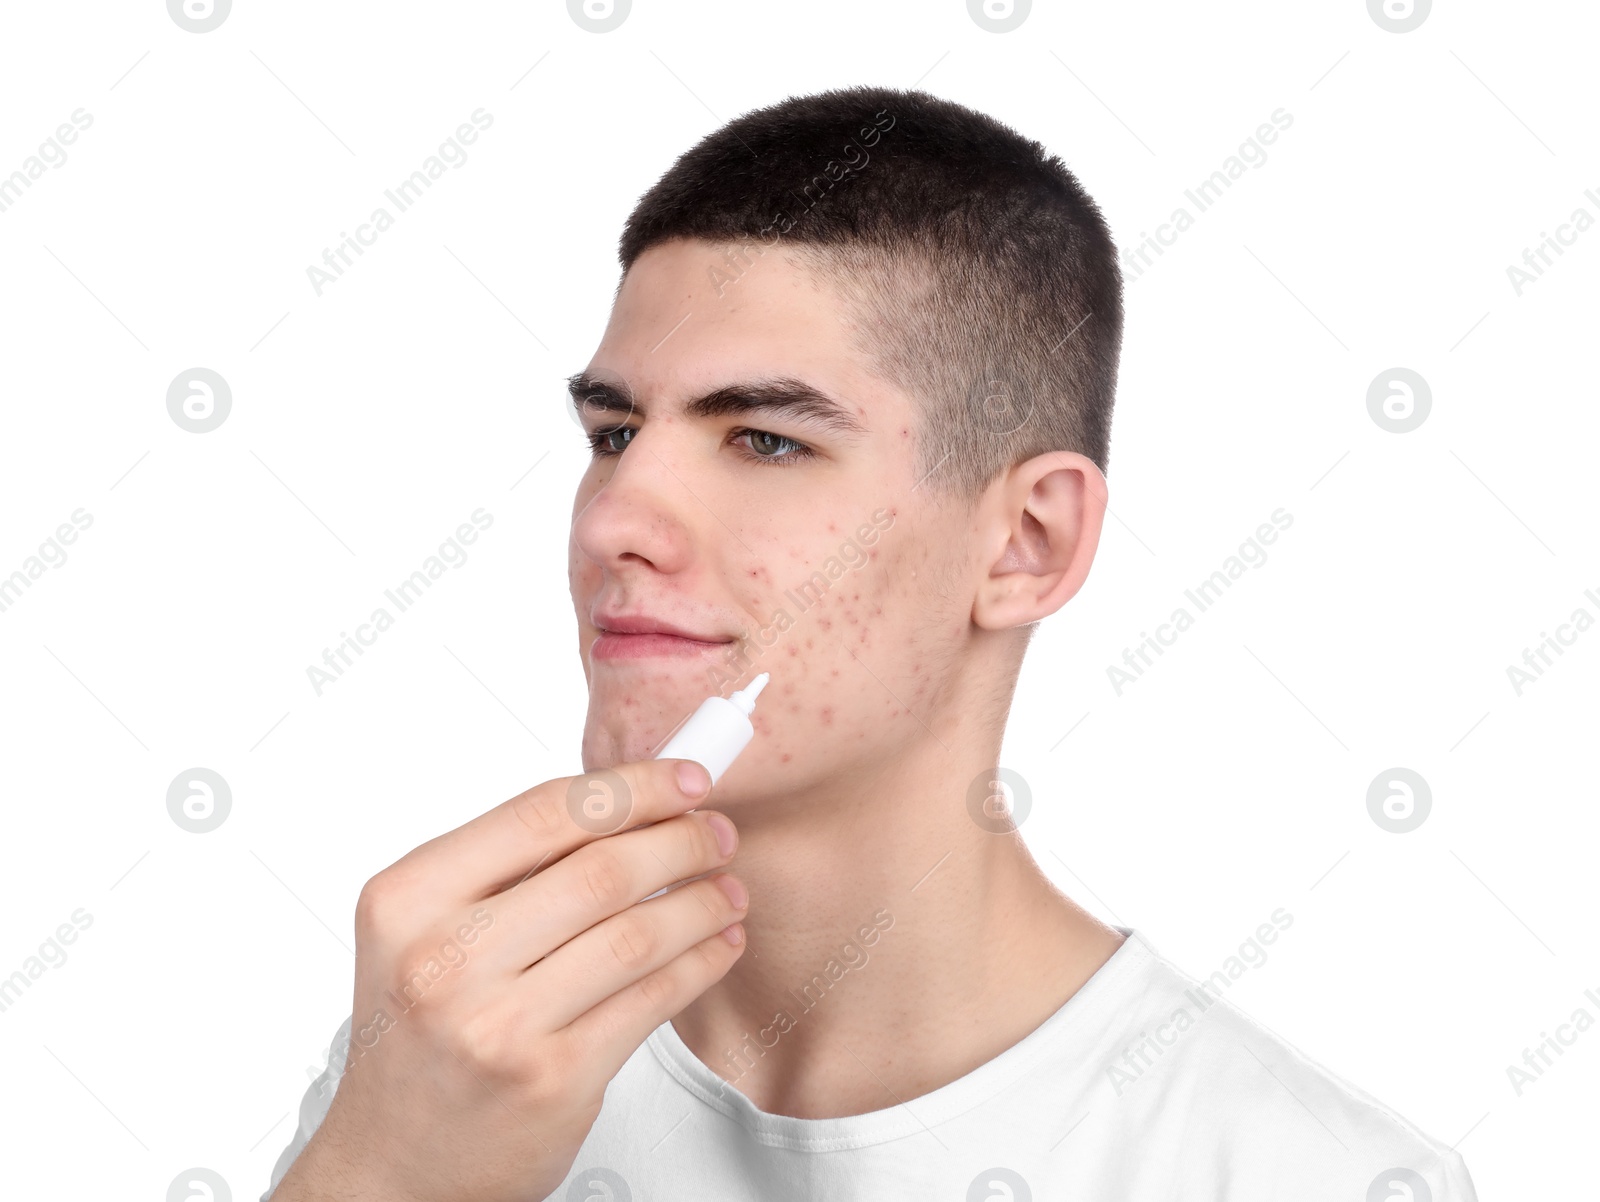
(591, 612), (736, 661)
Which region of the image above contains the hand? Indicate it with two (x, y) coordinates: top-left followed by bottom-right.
(272, 758), (747, 1202)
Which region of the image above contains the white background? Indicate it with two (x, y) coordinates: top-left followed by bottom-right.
(1, 0), (1592, 1197)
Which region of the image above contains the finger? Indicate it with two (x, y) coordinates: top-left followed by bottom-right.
(380, 759), (712, 911)
(520, 874), (748, 1030)
(559, 923), (746, 1092)
(467, 809), (737, 975)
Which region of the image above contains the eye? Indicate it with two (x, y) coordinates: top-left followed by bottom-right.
(732, 427), (816, 465)
(585, 425), (636, 457)
(583, 423), (816, 465)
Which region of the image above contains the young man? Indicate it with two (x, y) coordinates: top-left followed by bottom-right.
(263, 87), (1476, 1200)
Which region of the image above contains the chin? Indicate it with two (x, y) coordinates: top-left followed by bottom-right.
(581, 712), (672, 773)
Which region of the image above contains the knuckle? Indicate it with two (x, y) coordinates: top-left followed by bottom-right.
(693, 933), (738, 980)
(355, 860), (431, 941)
(579, 849), (632, 911)
(354, 872), (400, 938)
(451, 1007), (568, 1101)
(606, 912), (661, 971)
(691, 938), (725, 974)
(517, 1051), (578, 1114)
(634, 962), (679, 1011)
(510, 788), (567, 842)
(450, 1007), (515, 1076)
(387, 946), (461, 1017)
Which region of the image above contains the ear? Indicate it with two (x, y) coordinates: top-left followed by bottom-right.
(971, 451), (1107, 631)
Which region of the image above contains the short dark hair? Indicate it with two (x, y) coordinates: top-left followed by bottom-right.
(618, 85), (1124, 498)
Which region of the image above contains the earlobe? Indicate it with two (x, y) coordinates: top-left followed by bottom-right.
(972, 452), (1106, 632)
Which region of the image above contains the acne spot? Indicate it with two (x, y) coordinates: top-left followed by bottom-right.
(818, 618), (831, 631)
(781, 752), (793, 763)
(820, 707), (833, 726)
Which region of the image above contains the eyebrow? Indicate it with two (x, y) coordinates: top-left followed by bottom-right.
(566, 372), (868, 438)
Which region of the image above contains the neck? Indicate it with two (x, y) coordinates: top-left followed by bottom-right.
(671, 691), (1125, 1119)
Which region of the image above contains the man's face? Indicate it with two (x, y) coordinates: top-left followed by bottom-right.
(568, 238), (973, 805)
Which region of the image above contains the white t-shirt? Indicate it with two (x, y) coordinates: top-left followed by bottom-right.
(263, 927), (1477, 1200)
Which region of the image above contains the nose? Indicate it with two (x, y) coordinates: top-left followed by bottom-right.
(570, 429), (697, 577)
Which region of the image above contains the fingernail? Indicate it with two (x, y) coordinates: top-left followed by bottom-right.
(705, 812), (738, 857)
(721, 922), (744, 946)
(715, 874), (747, 909)
(676, 761), (710, 799)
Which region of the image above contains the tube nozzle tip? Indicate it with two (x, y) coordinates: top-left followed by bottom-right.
(730, 672), (770, 714)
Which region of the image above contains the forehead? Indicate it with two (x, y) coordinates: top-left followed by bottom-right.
(589, 238), (912, 432)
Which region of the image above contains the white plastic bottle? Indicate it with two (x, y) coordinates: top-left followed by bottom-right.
(653, 672), (770, 786)
(640, 674), (769, 903)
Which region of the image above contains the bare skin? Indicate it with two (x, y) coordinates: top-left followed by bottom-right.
(569, 237), (1124, 1118)
(276, 236), (1122, 1200)
(272, 758), (751, 1202)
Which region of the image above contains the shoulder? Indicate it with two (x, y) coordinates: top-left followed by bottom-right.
(1091, 934), (1478, 1201)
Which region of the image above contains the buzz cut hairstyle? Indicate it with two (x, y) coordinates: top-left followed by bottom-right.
(617, 85), (1124, 501)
